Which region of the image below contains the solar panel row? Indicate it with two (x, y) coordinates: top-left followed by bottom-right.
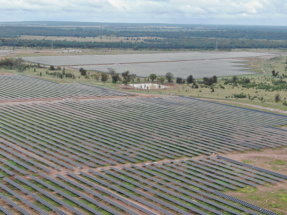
(0, 75), (130, 102)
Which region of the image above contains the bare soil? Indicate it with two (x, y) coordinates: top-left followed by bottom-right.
(222, 148), (287, 215)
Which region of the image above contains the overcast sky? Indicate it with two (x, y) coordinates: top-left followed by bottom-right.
(0, 0), (286, 25)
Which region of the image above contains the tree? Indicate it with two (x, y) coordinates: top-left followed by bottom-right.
(79, 68), (87, 76)
(213, 75), (218, 83)
(101, 72), (109, 84)
(186, 75), (194, 84)
(40, 72), (42, 76)
(157, 77), (165, 84)
(176, 77), (183, 84)
(108, 68), (121, 83)
(232, 76), (237, 83)
(49, 65), (55, 70)
(245, 78), (250, 83)
(275, 93), (281, 102)
(206, 77), (214, 86)
(122, 70), (130, 84)
(165, 72), (174, 83)
(130, 74), (137, 84)
(93, 72), (100, 81)
(62, 68), (65, 75)
(272, 70), (279, 77)
(108, 68), (116, 76)
(149, 74), (157, 82)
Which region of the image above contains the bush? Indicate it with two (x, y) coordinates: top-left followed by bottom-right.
(49, 65), (55, 70)
(275, 93), (281, 102)
(186, 75), (194, 84)
(149, 74), (157, 82)
(79, 68), (87, 76)
(206, 77), (214, 86)
(245, 78), (250, 83)
(65, 73), (73, 78)
(232, 76), (237, 83)
(165, 72), (174, 83)
(234, 93), (246, 98)
(176, 77), (183, 84)
(272, 70), (279, 77)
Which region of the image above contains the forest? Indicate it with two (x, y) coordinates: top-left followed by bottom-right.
(2, 24), (287, 50)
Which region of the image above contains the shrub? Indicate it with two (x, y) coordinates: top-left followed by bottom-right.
(234, 93), (246, 98)
(49, 65), (55, 70)
(165, 72), (174, 83)
(149, 74), (157, 82)
(206, 77), (214, 86)
(186, 75), (194, 84)
(176, 77), (183, 84)
(275, 93), (281, 102)
(79, 68), (87, 76)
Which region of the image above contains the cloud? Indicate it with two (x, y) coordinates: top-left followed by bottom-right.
(0, 0), (287, 25)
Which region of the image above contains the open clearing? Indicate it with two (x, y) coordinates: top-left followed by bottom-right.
(22, 51), (274, 66)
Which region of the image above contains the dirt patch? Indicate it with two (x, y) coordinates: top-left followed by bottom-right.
(223, 148), (287, 215)
(279, 126), (287, 130)
(226, 181), (287, 215)
(218, 148), (287, 175)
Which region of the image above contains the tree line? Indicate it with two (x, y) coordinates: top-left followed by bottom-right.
(3, 37), (287, 50)
(3, 26), (287, 40)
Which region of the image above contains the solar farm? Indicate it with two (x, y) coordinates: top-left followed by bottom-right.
(21, 52), (273, 78)
(73, 59), (255, 78)
(21, 52), (273, 66)
(0, 72), (287, 215)
(0, 74), (130, 102)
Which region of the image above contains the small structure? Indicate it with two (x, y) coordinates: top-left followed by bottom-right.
(130, 83), (166, 90)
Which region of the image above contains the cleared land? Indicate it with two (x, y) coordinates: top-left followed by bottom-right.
(74, 59), (256, 78)
(22, 51), (274, 66)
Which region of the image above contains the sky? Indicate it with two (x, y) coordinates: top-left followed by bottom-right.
(0, 0), (287, 25)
